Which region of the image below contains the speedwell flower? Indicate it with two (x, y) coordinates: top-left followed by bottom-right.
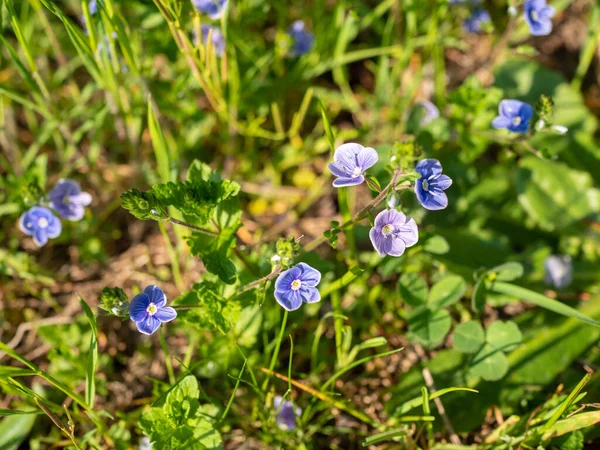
(129, 285), (177, 335)
(287, 20), (314, 56)
(544, 255), (573, 289)
(191, 0), (228, 20)
(492, 100), (534, 133)
(48, 179), (92, 221)
(19, 206), (62, 247)
(274, 263), (321, 311)
(415, 159), (453, 211)
(463, 9), (490, 33)
(328, 143), (379, 188)
(369, 209), (418, 257)
(198, 24), (226, 56)
(273, 396), (302, 430)
(524, 0), (555, 36)
(415, 100), (440, 127)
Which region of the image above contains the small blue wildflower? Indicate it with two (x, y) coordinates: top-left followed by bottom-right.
(415, 159), (453, 211)
(463, 9), (490, 33)
(415, 100), (440, 126)
(191, 0), (228, 20)
(274, 263), (321, 311)
(273, 396), (301, 430)
(198, 24), (226, 56)
(328, 143), (379, 188)
(48, 179), (92, 221)
(491, 100), (534, 133)
(129, 285), (177, 335)
(544, 255), (572, 289)
(524, 0), (555, 36)
(369, 209), (418, 257)
(89, 0), (98, 14)
(287, 20), (314, 56)
(19, 206), (62, 247)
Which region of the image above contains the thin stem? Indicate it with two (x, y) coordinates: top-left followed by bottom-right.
(261, 310), (289, 392)
(168, 217), (219, 236)
(234, 265), (283, 296)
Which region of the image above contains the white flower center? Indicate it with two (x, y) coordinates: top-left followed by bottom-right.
(512, 116), (522, 126)
(38, 217), (49, 229)
(63, 195), (71, 205)
(291, 279), (302, 291)
(422, 179), (429, 191)
(352, 167), (362, 177)
(147, 302), (158, 315)
(531, 10), (539, 21)
(382, 224), (395, 237)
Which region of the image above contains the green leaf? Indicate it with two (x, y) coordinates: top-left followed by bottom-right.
(148, 98), (172, 184)
(453, 321), (485, 354)
(428, 275), (466, 308)
(491, 282), (600, 328)
(392, 387), (478, 417)
(469, 343), (509, 381)
(319, 98), (336, 153)
(516, 157), (600, 231)
(398, 273), (428, 307)
(541, 412), (600, 441)
(0, 414), (37, 450)
(423, 235), (450, 255)
(471, 277), (487, 313)
(164, 376), (200, 423)
(490, 262), (524, 281)
(80, 298), (98, 408)
(408, 307), (452, 349)
(120, 189), (166, 221)
(486, 321), (522, 352)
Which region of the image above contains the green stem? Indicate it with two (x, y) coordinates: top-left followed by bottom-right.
(261, 310), (288, 392)
(572, 2), (600, 91)
(158, 222), (184, 290)
(168, 217), (219, 236)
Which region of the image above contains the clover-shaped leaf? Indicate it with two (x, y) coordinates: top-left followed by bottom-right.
(429, 275), (466, 308)
(398, 272), (428, 307)
(453, 320), (485, 354)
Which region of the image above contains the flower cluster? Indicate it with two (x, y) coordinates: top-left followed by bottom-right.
(18, 179), (91, 247)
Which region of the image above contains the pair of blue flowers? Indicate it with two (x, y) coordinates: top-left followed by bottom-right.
(19, 180), (92, 247)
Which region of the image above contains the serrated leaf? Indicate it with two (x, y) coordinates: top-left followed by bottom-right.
(428, 275), (466, 308)
(469, 343), (509, 381)
(453, 321), (485, 354)
(486, 321), (522, 352)
(398, 273), (428, 307)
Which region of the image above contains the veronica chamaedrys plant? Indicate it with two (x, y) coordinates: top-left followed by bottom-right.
(463, 9), (490, 33)
(415, 159), (453, 210)
(273, 396), (302, 430)
(274, 263), (321, 311)
(544, 255), (573, 289)
(19, 206), (62, 247)
(492, 100), (534, 133)
(48, 179), (92, 221)
(198, 25), (225, 56)
(191, 0), (227, 20)
(287, 20), (314, 56)
(328, 143), (379, 188)
(524, 0), (555, 36)
(369, 209), (418, 257)
(129, 285), (177, 335)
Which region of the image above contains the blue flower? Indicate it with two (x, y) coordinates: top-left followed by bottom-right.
(288, 20), (314, 56)
(524, 0), (555, 36)
(274, 263), (321, 311)
(463, 9), (490, 33)
(415, 159), (453, 211)
(129, 285), (177, 335)
(89, 0), (99, 14)
(273, 396), (301, 430)
(191, 0), (227, 20)
(19, 206), (62, 247)
(369, 209), (418, 257)
(491, 100), (534, 133)
(415, 100), (440, 126)
(197, 24), (226, 56)
(48, 179), (92, 221)
(544, 255), (572, 289)
(328, 143), (379, 188)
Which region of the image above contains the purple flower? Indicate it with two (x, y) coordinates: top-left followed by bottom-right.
(491, 100), (534, 133)
(273, 396), (301, 430)
(415, 159), (453, 211)
(89, 0), (98, 14)
(48, 179), (92, 221)
(328, 143), (379, 188)
(415, 100), (440, 126)
(197, 25), (226, 56)
(524, 0), (555, 36)
(288, 20), (314, 56)
(463, 9), (490, 33)
(191, 0), (228, 20)
(19, 206), (62, 247)
(544, 255), (572, 289)
(274, 263), (321, 311)
(369, 209), (418, 257)
(129, 285), (177, 335)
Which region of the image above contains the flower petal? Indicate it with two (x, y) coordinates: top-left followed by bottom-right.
(328, 162), (350, 178)
(72, 192), (92, 206)
(415, 159), (442, 178)
(143, 285), (167, 307)
(356, 147), (379, 171)
(333, 143), (363, 170)
(432, 174), (453, 190)
(397, 217), (419, 247)
(499, 99), (525, 118)
(297, 262), (321, 286)
(374, 209), (406, 229)
(387, 237), (407, 257)
(129, 293), (150, 323)
(420, 191), (448, 210)
(137, 315), (162, 335)
(369, 228), (387, 257)
(492, 116), (511, 130)
(155, 306), (177, 323)
(33, 229), (48, 247)
(300, 286), (321, 304)
(332, 175), (364, 188)
(275, 266), (302, 292)
(45, 216), (62, 238)
(274, 289), (303, 311)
